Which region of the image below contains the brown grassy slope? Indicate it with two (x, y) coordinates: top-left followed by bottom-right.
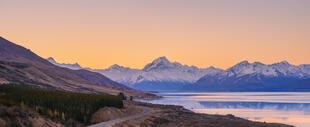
(0, 105), (64, 127)
(0, 36), (156, 98)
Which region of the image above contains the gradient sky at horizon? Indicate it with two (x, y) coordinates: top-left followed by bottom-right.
(1, 0), (309, 69)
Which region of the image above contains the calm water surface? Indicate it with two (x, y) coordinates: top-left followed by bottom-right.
(141, 92), (310, 127)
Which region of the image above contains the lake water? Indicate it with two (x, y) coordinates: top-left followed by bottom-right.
(141, 92), (310, 127)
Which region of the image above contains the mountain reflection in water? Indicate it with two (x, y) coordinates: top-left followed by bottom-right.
(141, 92), (310, 127)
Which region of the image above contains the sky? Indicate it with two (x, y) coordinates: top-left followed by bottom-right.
(1, 0), (309, 69)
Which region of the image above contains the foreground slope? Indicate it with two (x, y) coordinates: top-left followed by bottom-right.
(0, 36), (154, 97)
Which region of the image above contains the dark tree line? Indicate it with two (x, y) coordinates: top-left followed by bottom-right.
(0, 84), (123, 124)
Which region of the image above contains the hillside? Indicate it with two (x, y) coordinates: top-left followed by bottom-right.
(0, 36), (155, 98)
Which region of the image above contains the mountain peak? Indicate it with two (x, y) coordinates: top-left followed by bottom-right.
(152, 56), (170, 64)
(209, 66), (215, 69)
(227, 60), (252, 74)
(47, 57), (56, 63)
(238, 60), (250, 65)
(46, 57), (82, 69)
(232, 60), (250, 67)
(279, 60), (290, 65)
(272, 60), (291, 67)
(108, 64), (124, 70)
(73, 62), (81, 67)
(143, 56), (175, 71)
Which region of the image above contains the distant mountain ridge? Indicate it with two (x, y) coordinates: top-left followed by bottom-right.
(47, 56), (223, 90)
(47, 57), (83, 70)
(188, 60), (310, 91)
(47, 56), (310, 91)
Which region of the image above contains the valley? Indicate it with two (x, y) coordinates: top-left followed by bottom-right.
(0, 36), (298, 127)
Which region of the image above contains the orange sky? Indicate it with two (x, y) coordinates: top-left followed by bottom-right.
(1, 0), (309, 69)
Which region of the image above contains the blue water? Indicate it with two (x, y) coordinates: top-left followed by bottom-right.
(141, 92), (310, 127)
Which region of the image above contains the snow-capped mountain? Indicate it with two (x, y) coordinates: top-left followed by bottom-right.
(224, 60), (310, 78)
(46, 57), (310, 91)
(188, 61), (310, 91)
(94, 57), (223, 90)
(47, 57), (83, 70)
(95, 64), (142, 85)
(46, 56), (223, 90)
(299, 64), (310, 76)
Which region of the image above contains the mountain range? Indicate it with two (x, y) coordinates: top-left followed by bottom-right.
(0, 36), (154, 98)
(189, 60), (310, 91)
(47, 56), (223, 90)
(47, 56), (310, 91)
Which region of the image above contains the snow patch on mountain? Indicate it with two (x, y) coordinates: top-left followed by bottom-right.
(47, 57), (82, 70)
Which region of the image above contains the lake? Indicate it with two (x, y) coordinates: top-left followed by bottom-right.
(140, 92), (310, 127)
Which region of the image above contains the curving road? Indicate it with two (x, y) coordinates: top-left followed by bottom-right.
(88, 106), (151, 127)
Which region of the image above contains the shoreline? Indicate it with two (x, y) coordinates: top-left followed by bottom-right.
(110, 101), (294, 127)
